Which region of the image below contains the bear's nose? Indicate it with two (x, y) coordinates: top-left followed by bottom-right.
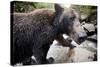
(78, 32), (87, 38)
(78, 32), (87, 43)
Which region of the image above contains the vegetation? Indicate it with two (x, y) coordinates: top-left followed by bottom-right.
(12, 1), (97, 15)
(71, 5), (97, 16)
(12, 1), (54, 13)
(12, 1), (97, 24)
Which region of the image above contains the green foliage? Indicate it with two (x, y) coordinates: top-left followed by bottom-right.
(13, 1), (34, 12)
(34, 3), (54, 9)
(72, 5), (97, 16)
(12, 1), (54, 13)
(71, 5), (97, 24)
(12, 1), (97, 21)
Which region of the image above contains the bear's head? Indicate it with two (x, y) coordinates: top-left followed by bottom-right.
(53, 4), (87, 44)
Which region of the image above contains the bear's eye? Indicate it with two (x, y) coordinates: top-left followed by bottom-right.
(70, 16), (75, 21)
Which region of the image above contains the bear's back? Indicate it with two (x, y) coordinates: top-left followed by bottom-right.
(13, 9), (55, 26)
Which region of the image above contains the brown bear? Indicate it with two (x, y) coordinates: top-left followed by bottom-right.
(11, 2), (87, 65)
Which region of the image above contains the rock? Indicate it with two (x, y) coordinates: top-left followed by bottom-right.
(80, 40), (97, 52)
(72, 47), (95, 62)
(88, 34), (97, 40)
(47, 40), (96, 63)
(82, 23), (95, 32)
(81, 15), (88, 20)
(47, 33), (97, 63)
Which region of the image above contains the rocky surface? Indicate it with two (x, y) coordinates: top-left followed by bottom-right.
(47, 35), (97, 63)
(82, 23), (95, 32)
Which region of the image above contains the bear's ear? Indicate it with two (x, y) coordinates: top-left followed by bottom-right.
(55, 4), (64, 14)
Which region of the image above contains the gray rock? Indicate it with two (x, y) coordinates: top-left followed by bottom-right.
(88, 34), (97, 40)
(81, 40), (97, 52)
(47, 40), (96, 63)
(82, 23), (95, 32)
(81, 15), (88, 20)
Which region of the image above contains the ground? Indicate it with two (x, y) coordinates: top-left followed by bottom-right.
(47, 38), (96, 63)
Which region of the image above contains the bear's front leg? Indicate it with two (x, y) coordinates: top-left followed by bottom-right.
(32, 43), (54, 64)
